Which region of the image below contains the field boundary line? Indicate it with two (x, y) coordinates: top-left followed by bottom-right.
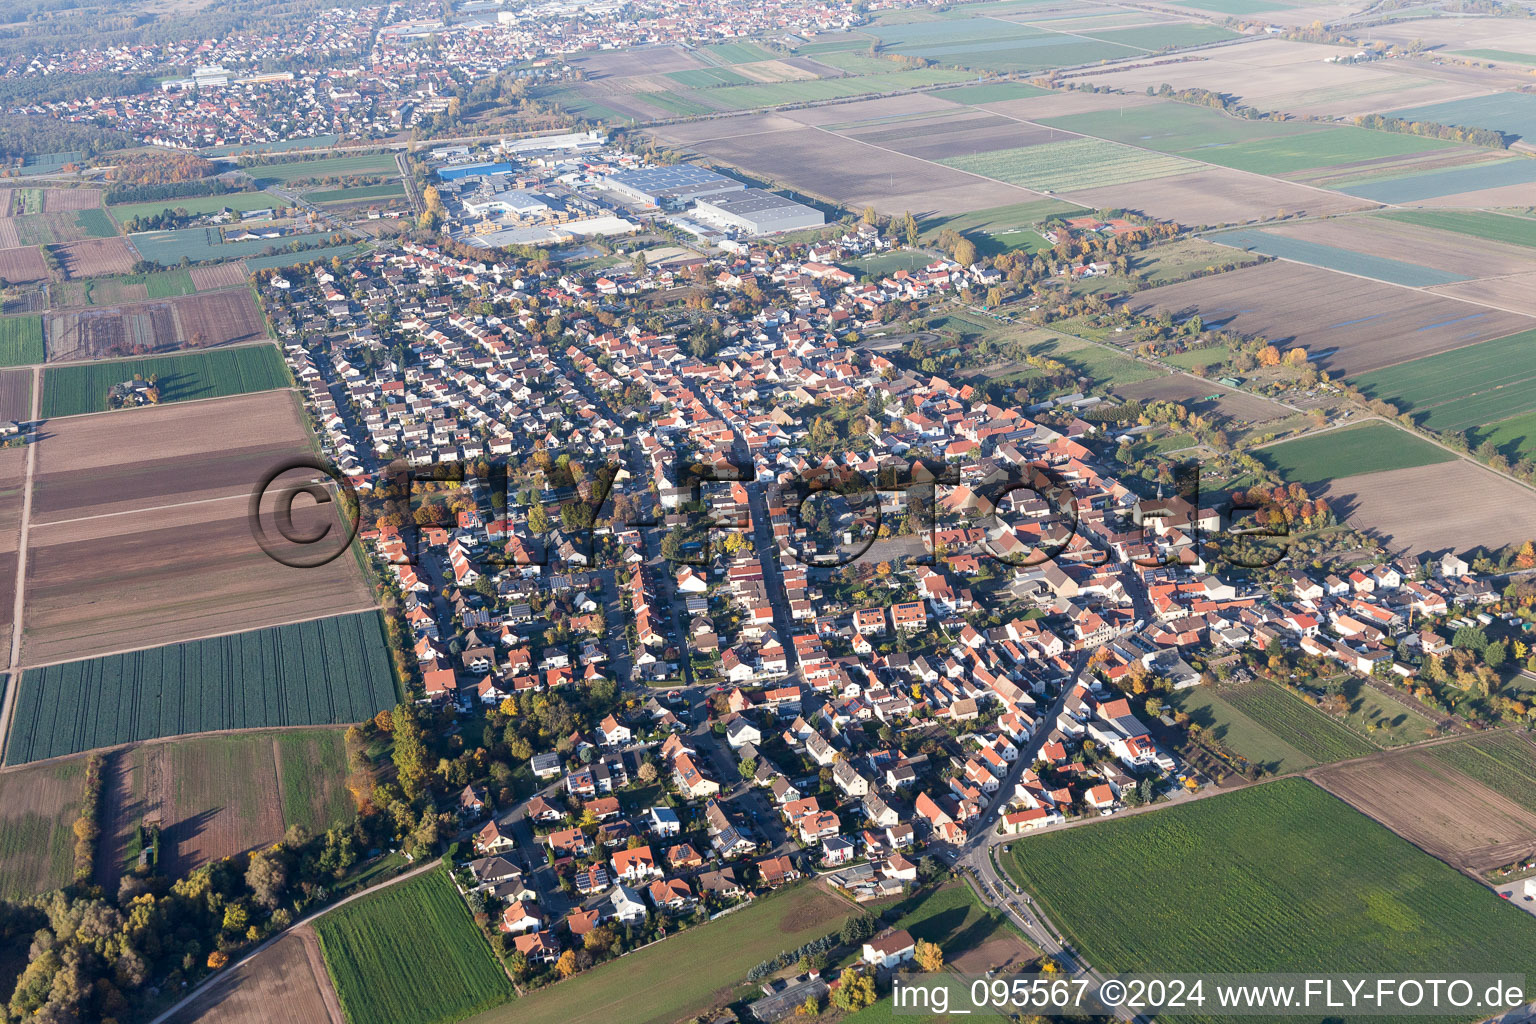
(11, 603), (381, 675)
(0, 366), (40, 761)
(0, 721), (360, 775)
(804, 122), (1069, 203)
(30, 491), (250, 530)
(40, 382), (297, 421)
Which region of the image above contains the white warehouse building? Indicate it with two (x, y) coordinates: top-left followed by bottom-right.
(692, 189), (825, 236)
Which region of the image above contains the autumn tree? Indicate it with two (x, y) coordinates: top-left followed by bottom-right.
(832, 968), (877, 1011)
(556, 950), (579, 978)
(915, 939), (944, 972)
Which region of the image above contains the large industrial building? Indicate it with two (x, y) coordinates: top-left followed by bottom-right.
(692, 189), (825, 236)
(604, 165), (745, 208)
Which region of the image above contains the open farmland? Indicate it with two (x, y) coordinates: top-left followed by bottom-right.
(1427, 733), (1536, 814)
(1067, 165), (1372, 227)
(166, 928), (343, 1024)
(1006, 779), (1536, 984)
(1319, 459), (1536, 554)
(42, 288), (269, 362)
(919, 198), (1077, 256)
(650, 116), (1035, 216)
(7, 210), (115, 246)
(1311, 743), (1536, 874)
(52, 237), (136, 279)
(0, 756), (83, 897)
(1384, 92), (1536, 145)
(697, 69), (972, 111)
(1339, 157), (1536, 204)
(868, 14), (1140, 72)
(466, 882), (852, 1024)
(835, 112), (1075, 161)
(315, 868), (513, 1024)
(189, 263), (250, 290)
(1207, 227), (1469, 288)
(40, 344), (290, 417)
(18, 390), (374, 665)
(1351, 329), (1536, 441)
(939, 138), (1199, 192)
(1122, 261), (1536, 375)
(96, 730), (354, 884)
(0, 246), (46, 283)
(0, 316), (43, 366)
(4, 611), (397, 764)
(53, 268), (197, 307)
(1241, 214), (1536, 283)
(1221, 682), (1378, 761)
(1112, 372), (1291, 423)
(244, 152), (398, 184)
(1380, 208), (1536, 249)
(0, 369), (29, 420)
(1165, 685), (1318, 775)
(129, 226), (346, 267)
(107, 191), (282, 223)
(31, 390), (313, 523)
(1257, 421), (1455, 484)
(302, 182), (405, 204)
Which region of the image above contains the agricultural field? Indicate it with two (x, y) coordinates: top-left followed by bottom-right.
(1318, 459), (1536, 554)
(868, 15), (1141, 72)
(188, 263), (250, 290)
(1122, 261), (1534, 375)
(1223, 681), (1381, 759)
(1340, 157), (1536, 204)
(1380, 208), (1536, 249)
(917, 198), (1078, 256)
(699, 40), (778, 64)
(1452, 49), (1536, 65)
(835, 112), (1074, 162)
(1007, 779), (1536, 978)
(20, 390), (374, 665)
(0, 245), (46, 283)
(1039, 101), (1325, 155)
(201, 134), (340, 157)
(243, 243), (361, 271)
(314, 868), (513, 1024)
(243, 152), (398, 184)
(0, 316), (43, 366)
(52, 237), (137, 279)
(1351, 328), (1536, 443)
(1426, 733), (1536, 815)
(130, 226), (346, 266)
(0, 368), (29, 421)
(52, 267), (198, 307)
(166, 927), (343, 1024)
(1384, 92), (1536, 145)
(96, 730), (354, 885)
(467, 883), (852, 1024)
(18, 151), (82, 175)
(933, 81), (1048, 104)
(7, 209), (116, 245)
(1206, 227), (1469, 288)
(40, 344), (290, 417)
(302, 182), (406, 205)
(1312, 742), (1536, 874)
(939, 138), (1199, 193)
(1113, 372), (1291, 424)
(1165, 685), (1319, 775)
(1256, 421), (1455, 485)
(701, 68), (971, 110)
(1187, 126), (1457, 176)
(0, 757), (84, 898)
(107, 191), (284, 223)
(4, 611), (398, 765)
(43, 288), (270, 362)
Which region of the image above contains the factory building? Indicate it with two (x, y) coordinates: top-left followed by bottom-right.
(692, 189), (824, 236)
(604, 165), (745, 208)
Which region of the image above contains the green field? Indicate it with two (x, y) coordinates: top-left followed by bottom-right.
(1170, 0), (1288, 12)
(0, 315), (43, 366)
(244, 243), (362, 271)
(870, 16), (1140, 72)
(1085, 23), (1239, 49)
(1427, 733), (1536, 813)
(3, 611), (398, 765)
(40, 344), (291, 417)
(936, 81), (1049, 104)
(1255, 421), (1455, 484)
(666, 66), (752, 88)
(1351, 329), (1536, 439)
(19, 151), (82, 176)
(1033, 333), (1158, 387)
(465, 884), (852, 1024)
(1222, 683), (1380, 760)
(1041, 102), (1324, 153)
(244, 152), (397, 184)
(108, 191), (280, 222)
(1453, 48), (1536, 65)
(886, 882), (1027, 960)
(1206, 227), (1467, 287)
(637, 91), (719, 117)
(202, 134), (340, 157)
(919, 198), (1079, 256)
(1379, 209), (1536, 250)
(316, 868), (513, 1024)
(128, 226), (343, 266)
(302, 182), (406, 204)
(54, 268), (198, 306)
(1340, 158), (1536, 203)
(0, 758), (84, 898)
(699, 40), (778, 64)
(11, 210), (115, 245)
(1387, 92), (1536, 144)
(1166, 686), (1318, 775)
(853, 250), (935, 277)
(543, 88), (629, 123)
(705, 69), (971, 109)
(940, 138), (1199, 192)
(272, 730), (356, 834)
(1192, 126), (1457, 176)
(1007, 779), (1536, 982)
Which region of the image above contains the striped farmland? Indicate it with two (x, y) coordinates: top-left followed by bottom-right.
(4, 611), (397, 765)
